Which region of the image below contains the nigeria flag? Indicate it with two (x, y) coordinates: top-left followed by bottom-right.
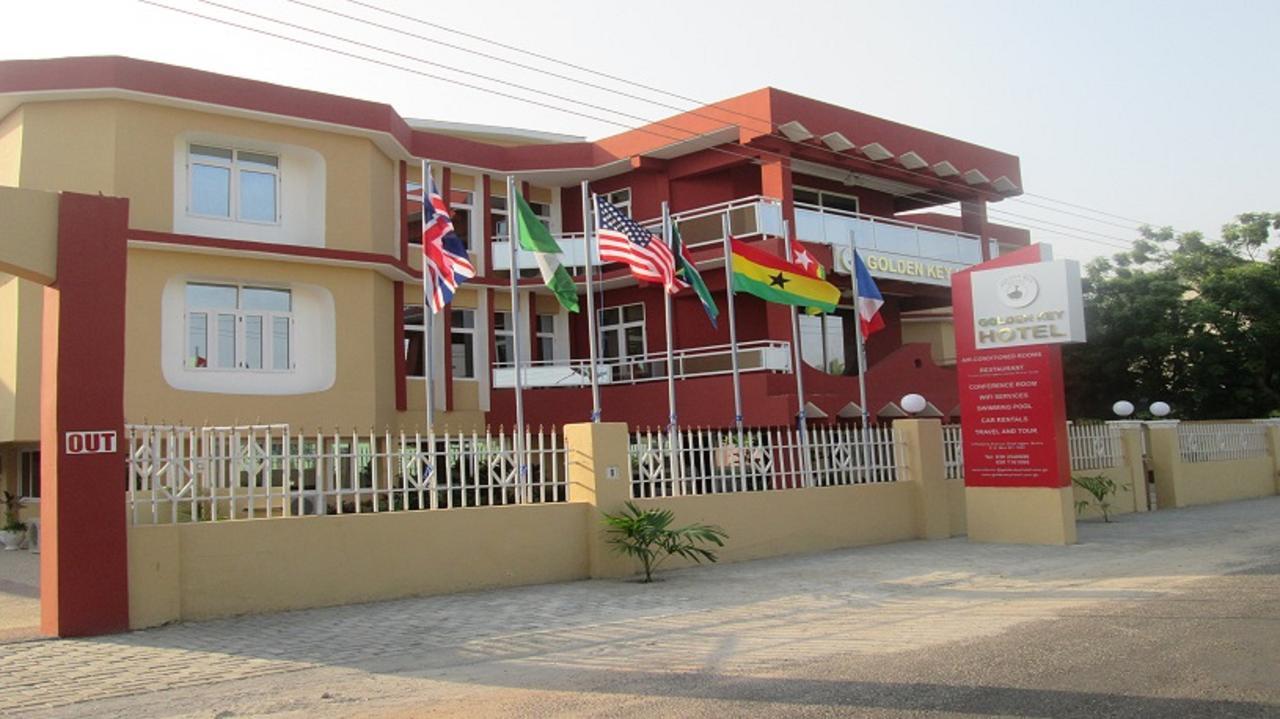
(671, 223), (718, 327)
(515, 193), (579, 313)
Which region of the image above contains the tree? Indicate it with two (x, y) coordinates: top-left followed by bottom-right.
(1063, 212), (1280, 420)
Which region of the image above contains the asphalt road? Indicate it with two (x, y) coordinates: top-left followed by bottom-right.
(5, 496), (1279, 718)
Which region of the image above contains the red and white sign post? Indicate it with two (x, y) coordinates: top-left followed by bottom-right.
(951, 244), (1086, 545)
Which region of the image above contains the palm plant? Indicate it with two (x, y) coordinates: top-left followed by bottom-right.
(1073, 474), (1127, 523)
(602, 502), (727, 582)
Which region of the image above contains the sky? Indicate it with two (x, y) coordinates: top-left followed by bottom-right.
(6, 0), (1279, 264)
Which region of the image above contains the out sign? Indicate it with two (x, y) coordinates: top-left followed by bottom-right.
(65, 430), (118, 455)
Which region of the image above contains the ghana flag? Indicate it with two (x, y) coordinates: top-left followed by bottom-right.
(730, 239), (841, 313)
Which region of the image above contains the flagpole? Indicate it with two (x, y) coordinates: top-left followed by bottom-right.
(506, 175), (526, 481)
(848, 234), (873, 477)
(421, 160), (436, 437)
(661, 202), (682, 490)
(783, 220), (811, 487)
(581, 184), (601, 422)
(720, 215), (746, 489)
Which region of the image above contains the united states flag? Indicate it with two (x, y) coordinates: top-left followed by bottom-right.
(421, 178), (475, 312)
(595, 197), (686, 294)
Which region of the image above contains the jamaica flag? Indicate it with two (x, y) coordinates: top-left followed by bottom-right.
(730, 239), (840, 313)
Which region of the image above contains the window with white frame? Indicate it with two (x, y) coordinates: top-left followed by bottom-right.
(451, 309), (477, 379)
(494, 310), (515, 365)
(605, 188), (631, 215)
(407, 183), (475, 250)
(188, 144), (280, 223)
(186, 283), (293, 371)
(794, 187), (859, 214)
(599, 303), (646, 362)
(528, 201), (553, 231)
(489, 195), (508, 241)
(403, 305), (426, 377)
(535, 313), (556, 361)
(19, 450), (40, 500)
(799, 313), (847, 375)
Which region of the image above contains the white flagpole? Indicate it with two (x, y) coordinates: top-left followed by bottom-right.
(720, 214), (746, 484)
(420, 160), (436, 437)
(848, 237), (871, 428)
(506, 176), (526, 481)
(783, 220), (811, 486)
(581, 184), (601, 422)
(662, 202), (682, 489)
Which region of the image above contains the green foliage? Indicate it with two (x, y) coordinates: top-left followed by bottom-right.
(1064, 212), (1280, 419)
(1072, 474), (1127, 523)
(601, 502), (728, 582)
(1, 491), (25, 532)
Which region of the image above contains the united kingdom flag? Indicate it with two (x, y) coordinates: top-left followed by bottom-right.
(422, 178), (475, 313)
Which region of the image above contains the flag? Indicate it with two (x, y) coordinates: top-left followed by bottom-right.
(421, 177), (475, 312)
(595, 197), (685, 294)
(790, 240), (825, 280)
(671, 223), (718, 327)
(515, 193), (579, 313)
(730, 238), (841, 313)
(851, 249), (886, 336)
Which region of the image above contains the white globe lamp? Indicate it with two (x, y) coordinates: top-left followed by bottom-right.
(900, 393), (927, 415)
(1112, 400), (1135, 418)
(1149, 401), (1171, 418)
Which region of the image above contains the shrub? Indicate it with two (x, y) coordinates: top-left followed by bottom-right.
(602, 502), (727, 582)
(1073, 474), (1128, 523)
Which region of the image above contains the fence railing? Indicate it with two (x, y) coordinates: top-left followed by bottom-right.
(126, 424), (567, 525)
(493, 340), (792, 388)
(629, 424), (901, 498)
(939, 422), (1123, 478)
(942, 424), (964, 479)
(1067, 423), (1123, 471)
(1178, 422), (1269, 463)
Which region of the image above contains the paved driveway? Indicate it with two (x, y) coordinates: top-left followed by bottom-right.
(3, 497), (1279, 718)
(0, 548), (39, 642)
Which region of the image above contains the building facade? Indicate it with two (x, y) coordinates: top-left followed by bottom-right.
(0, 56), (1029, 508)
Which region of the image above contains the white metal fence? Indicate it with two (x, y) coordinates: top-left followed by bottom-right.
(630, 424), (901, 498)
(939, 422), (1123, 478)
(1178, 422), (1269, 463)
(942, 424), (964, 479)
(125, 424), (567, 524)
(1067, 423), (1123, 471)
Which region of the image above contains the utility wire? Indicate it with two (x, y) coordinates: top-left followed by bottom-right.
(142, 0), (1142, 251)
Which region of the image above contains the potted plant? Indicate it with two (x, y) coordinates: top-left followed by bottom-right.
(0, 491), (26, 550)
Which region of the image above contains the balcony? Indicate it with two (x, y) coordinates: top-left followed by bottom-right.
(491, 196), (784, 271)
(795, 203), (998, 287)
(492, 340), (792, 388)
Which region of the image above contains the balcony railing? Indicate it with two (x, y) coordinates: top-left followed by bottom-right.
(795, 203), (998, 286)
(492, 339), (792, 388)
(491, 196), (784, 272)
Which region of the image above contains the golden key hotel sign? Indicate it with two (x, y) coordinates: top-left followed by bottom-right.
(834, 248), (962, 287)
(969, 260), (1086, 349)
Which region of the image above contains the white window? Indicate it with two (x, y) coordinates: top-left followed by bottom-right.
(490, 195), (508, 241)
(600, 303), (647, 381)
(494, 310), (515, 365)
(188, 144), (280, 224)
(186, 283), (293, 372)
(605, 188), (631, 215)
(408, 183), (476, 251)
(451, 309), (477, 379)
(799, 313), (847, 375)
(535, 313), (557, 362)
(19, 450), (39, 500)
(404, 305), (426, 378)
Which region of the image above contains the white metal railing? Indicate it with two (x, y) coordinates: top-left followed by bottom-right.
(125, 424), (567, 524)
(493, 340), (791, 388)
(1068, 423), (1122, 471)
(1178, 422), (1269, 463)
(942, 424), (964, 479)
(940, 422), (1122, 478)
(629, 424), (901, 498)
(795, 204), (997, 282)
(490, 195), (783, 271)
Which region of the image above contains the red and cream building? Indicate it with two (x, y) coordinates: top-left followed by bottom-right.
(0, 55), (1030, 503)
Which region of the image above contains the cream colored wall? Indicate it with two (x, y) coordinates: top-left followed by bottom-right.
(901, 318), (956, 366)
(0, 275), (43, 443)
(14, 100), (398, 255)
(123, 248), (398, 428)
(634, 484), (917, 567)
(1070, 465), (1141, 520)
(127, 502), (589, 628)
(1174, 457), (1274, 507)
(0, 109), (22, 187)
(966, 486), (1077, 545)
(946, 480), (967, 535)
(0, 186), (58, 285)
